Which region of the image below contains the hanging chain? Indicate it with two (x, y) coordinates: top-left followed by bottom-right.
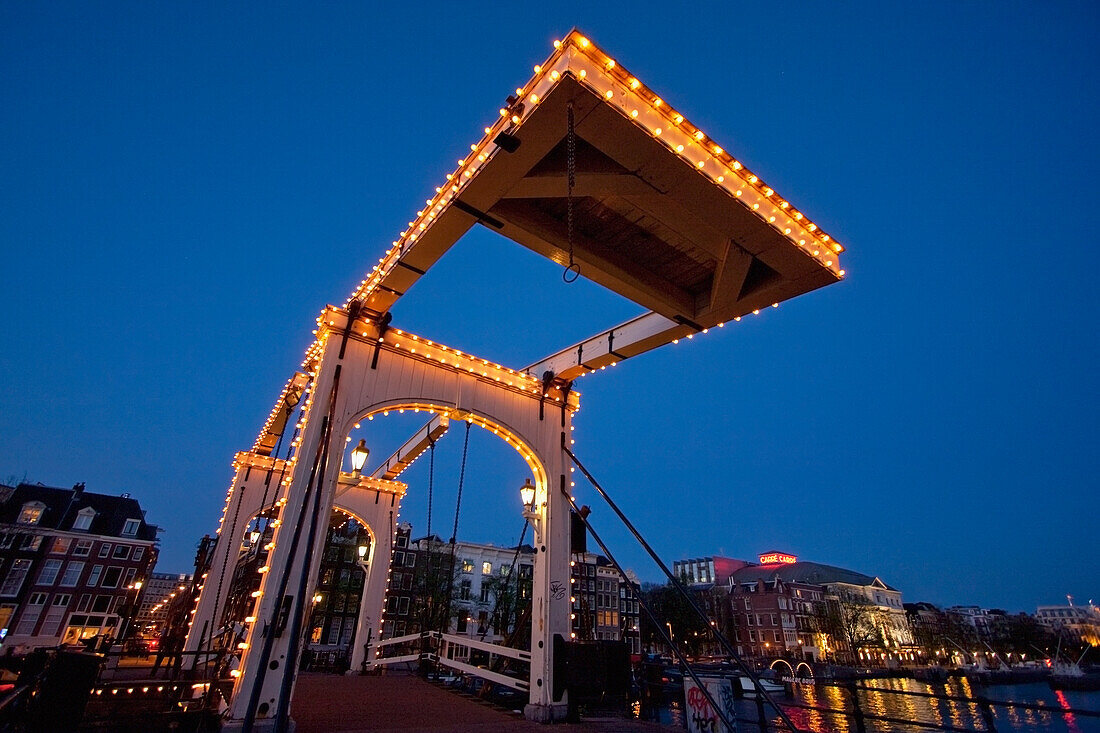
(426, 438), (435, 537)
(564, 102), (580, 283)
(450, 421), (471, 543)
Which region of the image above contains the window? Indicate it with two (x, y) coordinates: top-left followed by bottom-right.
(59, 562), (84, 587)
(73, 508), (95, 531)
(0, 534), (12, 550)
(18, 502), (45, 525)
(480, 585), (491, 603)
(38, 560), (63, 586)
(123, 568), (136, 586)
(459, 580), (471, 601)
(99, 544), (112, 558)
(132, 547), (144, 561)
(21, 535), (42, 550)
(395, 535), (408, 548)
(393, 550), (404, 566)
(53, 594), (71, 606)
(461, 559), (473, 573)
(28, 592), (48, 606)
(51, 537), (71, 554)
(77, 594), (92, 612)
(100, 567), (122, 589)
(112, 545), (130, 560)
(404, 552), (415, 567)
(87, 565), (103, 587)
(397, 597), (409, 615)
(122, 519), (140, 536)
(73, 540), (93, 557)
(91, 595), (111, 613)
(482, 562), (492, 575)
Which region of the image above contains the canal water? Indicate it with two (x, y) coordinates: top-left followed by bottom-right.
(655, 677), (1099, 732)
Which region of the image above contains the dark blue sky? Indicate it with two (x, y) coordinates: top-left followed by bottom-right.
(2, 3), (1097, 614)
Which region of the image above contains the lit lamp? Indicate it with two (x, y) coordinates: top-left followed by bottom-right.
(519, 478), (540, 542)
(350, 439), (370, 476)
(250, 530), (261, 545)
(356, 543), (369, 570)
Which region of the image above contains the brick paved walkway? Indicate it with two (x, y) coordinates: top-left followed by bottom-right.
(290, 672), (677, 733)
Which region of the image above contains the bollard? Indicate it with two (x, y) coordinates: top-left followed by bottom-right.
(755, 683), (768, 731)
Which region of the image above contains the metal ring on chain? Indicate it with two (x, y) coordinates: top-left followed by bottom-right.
(563, 262), (581, 283)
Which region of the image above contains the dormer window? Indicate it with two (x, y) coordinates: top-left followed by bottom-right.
(73, 507), (96, 531)
(18, 502), (46, 525)
(122, 519), (140, 536)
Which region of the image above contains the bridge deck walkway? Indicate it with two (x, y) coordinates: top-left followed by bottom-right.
(291, 672), (675, 733)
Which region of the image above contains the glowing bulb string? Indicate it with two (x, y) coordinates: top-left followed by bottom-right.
(202, 473), (249, 675)
(240, 366), (343, 730)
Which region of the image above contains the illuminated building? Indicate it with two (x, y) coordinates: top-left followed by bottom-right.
(386, 524), (535, 646)
(570, 552), (641, 654)
(728, 552), (914, 664)
(0, 482), (158, 653)
(1036, 601), (1100, 646)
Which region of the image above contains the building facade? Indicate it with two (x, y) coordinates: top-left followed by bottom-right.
(570, 551), (641, 654)
(1035, 602), (1100, 646)
(135, 571), (192, 641)
(386, 527), (535, 645)
(0, 482), (158, 653)
(675, 550), (916, 665)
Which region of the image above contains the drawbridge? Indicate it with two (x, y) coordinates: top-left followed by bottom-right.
(183, 29), (846, 732)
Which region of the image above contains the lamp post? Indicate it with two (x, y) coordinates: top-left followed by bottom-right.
(519, 478), (541, 543)
(120, 580), (144, 643)
(350, 439), (370, 476)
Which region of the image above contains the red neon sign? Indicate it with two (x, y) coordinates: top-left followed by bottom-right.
(758, 552), (797, 565)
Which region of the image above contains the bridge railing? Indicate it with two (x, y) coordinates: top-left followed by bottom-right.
(368, 630), (530, 692)
(433, 632), (530, 692)
(674, 667), (1100, 732)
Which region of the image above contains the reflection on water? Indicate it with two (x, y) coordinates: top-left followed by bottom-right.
(771, 679), (1099, 733)
(647, 679), (1099, 732)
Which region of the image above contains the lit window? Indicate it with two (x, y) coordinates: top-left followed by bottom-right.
(122, 519), (140, 536)
(482, 562), (492, 575)
(18, 503), (45, 525)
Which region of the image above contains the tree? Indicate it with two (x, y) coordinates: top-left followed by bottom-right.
(640, 581), (709, 657)
(813, 593), (879, 665)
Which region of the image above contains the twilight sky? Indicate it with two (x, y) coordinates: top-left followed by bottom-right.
(2, 2), (1097, 614)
